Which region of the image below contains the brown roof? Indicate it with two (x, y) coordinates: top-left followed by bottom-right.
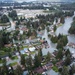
(34, 67), (44, 74)
(4, 44), (12, 47)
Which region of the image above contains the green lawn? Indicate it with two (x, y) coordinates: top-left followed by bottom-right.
(0, 23), (10, 26)
(0, 59), (3, 64)
(57, 23), (63, 28)
(43, 10), (53, 13)
(10, 62), (18, 66)
(23, 54), (28, 57)
(0, 51), (8, 56)
(52, 66), (58, 72)
(30, 51), (36, 54)
(11, 56), (18, 60)
(20, 45), (28, 50)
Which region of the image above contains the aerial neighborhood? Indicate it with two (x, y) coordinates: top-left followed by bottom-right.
(0, 0), (75, 75)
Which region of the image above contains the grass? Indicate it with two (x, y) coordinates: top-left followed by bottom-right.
(30, 51), (36, 54)
(11, 56), (18, 60)
(23, 54), (28, 57)
(23, 46), (29, 48)
(52, 66), (58, 72)
(57, 23), (63, 28)
(20, 45), (28, 50)
(43, 9), (58, 13)
(33, 42), (41, 46)
(10, 62), (18, 66)
(0, 59), (3, 64)
(0, 23), (10, 26)
(52, 59), (57, 65)
(0, 51), (8, 56)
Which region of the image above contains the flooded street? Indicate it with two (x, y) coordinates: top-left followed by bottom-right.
(55, 17), (73, 35)
(42, 13), (75, 55)
(41, 13), (75, 75)
(42, 29), (57, 55)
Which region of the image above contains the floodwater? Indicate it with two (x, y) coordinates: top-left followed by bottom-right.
(42, 13), (75, 55)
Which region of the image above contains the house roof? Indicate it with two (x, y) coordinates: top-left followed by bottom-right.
(23, 71), (28, 75)
(34, 67), (44, 74)
(29, 47), (35, 51)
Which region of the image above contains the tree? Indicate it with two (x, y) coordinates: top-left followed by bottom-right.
(47, 27), (50, 32)
(0, 15), (9, 23)
(60, 16), (65, 24)
(65, 49), (71, 57)
(8, 52), (12, 58)
(68, 20), (75, 34)
(53, 25), (57, 32)
(46, 51), (51, 62)
(20, 54), (26, 67)
(62, 35), (68, 46)
(17, 45), (20, 54)
(26, 54), (33, 74)
(2, 59), (9, 75)
(56, 49), (63, 59)
(2, 64), (9, 75)
(26, 54), (33, 68)
(64, 54), (71, 66)
(14, 65), (23, 75)
(20, 17), (23, 22)
(51, 36), (58, 43)
(34, 54), (41, 68)
(0, 31), (10, 48)
(58, 34), (63, 39)
(8, 10), (17, 20)
(26, 29), (32, 37)
(60, 66), (69, 75)
(57, 40), (64, 49)
(38, 49), (43, 59)
(69, 64), (75, 75)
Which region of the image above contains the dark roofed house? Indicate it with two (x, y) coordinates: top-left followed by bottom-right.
(53, 51), (58, 56)
(4, 44), (12, 47)
(23, 71), (28, 75)
(21, 27), (29, 32)
(55, 60), (64, 67)
(34, 67), (44, 74)
(46, 63), (53, 70)
(43, 63), (53, 71)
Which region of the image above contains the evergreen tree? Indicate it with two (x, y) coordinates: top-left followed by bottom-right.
(56, 49), (63, 59)
(65, 49), (71, 57)
(53, 25), (57, 32)
(60, 66), (69, 75)
(0, 15), (9, 23)
(64, 54), (71, 66)
(46, 51), (51, 62)
(20, 54), (26, 67)
(14, 65), (23, 75)
(34, 54), (41, 68)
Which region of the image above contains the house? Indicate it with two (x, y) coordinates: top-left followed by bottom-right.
(55, 60), (64, 67)
(29, 47), (35, 52)
(43, 63), (53, 70)
(4, 44), (12, 47)
(23, 71), (28, 75)
(24, 48), (28, 53)
(67, 42), (75, 49)
(20, 48), (28, 54)
(20, 27), (29, 32)
(53, 51), (58, 56)
(46, 63), (53, 70)
(34, 67), (44, 74)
